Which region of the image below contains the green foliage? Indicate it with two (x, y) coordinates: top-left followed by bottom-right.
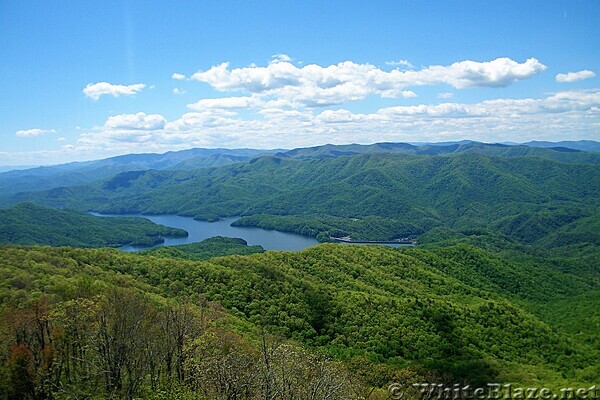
(0, 203), (187, 248)
(278, 141), (600, 164)
(1, 146), (599, 397)
(1, 243), (597, 391)
(140, 236), (265, 260)
(11, 153), (600, 246)
(0, 148), (272, 197)
(233, 213), (422, 242)
(0, 246), (362, 400)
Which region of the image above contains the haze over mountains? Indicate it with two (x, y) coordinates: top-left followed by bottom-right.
(2, 140), (599, 248)
(0, 148), (278, 195)
(1, 140), (598, 197)
(519, 140), (600, 152)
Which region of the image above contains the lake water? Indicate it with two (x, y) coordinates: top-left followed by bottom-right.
(92, 213), (320, 252)
(93, 213), (414, 252)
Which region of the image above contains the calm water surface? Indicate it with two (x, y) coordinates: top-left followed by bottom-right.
(93, 214), (320, 252)
(94, 213), (413, 252)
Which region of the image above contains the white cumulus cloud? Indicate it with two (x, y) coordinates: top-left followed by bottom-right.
(187, 96), (262, 110)
(385, 60), (414, 69)
(172, 73), (186, 80)
(556, 70), (596, 83)
(83, 82), (146, 100)
(16, 128), (57, 137)
(189, 57), (545, 107)
(69, 89), (600, 157)
(104, 112), (167, 131)
(271, 54), (292, 63)
(379, 89), (600, 118)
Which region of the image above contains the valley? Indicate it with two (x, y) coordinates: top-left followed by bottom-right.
(93, 213), (320, 251)
(1, 142), (599, 398)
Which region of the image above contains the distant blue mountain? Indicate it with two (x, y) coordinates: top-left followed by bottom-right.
(276, 141), (600, 162)
(521, 140), (600, 153)
(2, 140), (598, 198)
(0, 148), (278, 195)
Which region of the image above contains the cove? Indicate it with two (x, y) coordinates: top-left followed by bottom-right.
(91, 214), (320, 252)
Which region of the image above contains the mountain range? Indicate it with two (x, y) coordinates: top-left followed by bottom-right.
(0, 148), (278, 195)
(1, 141), (598, 197)
(1, 139), (599, 395)
(6, 146), (598, 248)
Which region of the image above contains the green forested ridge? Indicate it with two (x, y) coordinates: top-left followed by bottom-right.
(417, 225), (600, 280)
(0, 243), (598, 400)
(277, 141), (600, 164)
(0, 245), (372, 400)
(140, 236), (265, 260)
(522, 140), (600, 153)
(409, 228), (600, 360)
(10, 152), (600, 246)
(1, 145), (599, 399)
(0, 148), (275, 196)
(232, 213), (421, 242)
(0, 203), (187, 247)
(2, 142), (595, 198)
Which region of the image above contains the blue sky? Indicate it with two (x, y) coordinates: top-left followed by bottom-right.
(1, 0), (599, 165)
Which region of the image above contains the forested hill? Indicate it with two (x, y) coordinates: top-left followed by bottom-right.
(1, 141), (597, 198)
(0, 202), (187, 247)
(522, 140), (600, 153)
(0, 148), (276, 196)
(140, 236), (265, 260)
(277, 141), (600, 162)
(1, 143), (599, 398)
(0, 243), (597, 399)
(11, 152), (600, 245)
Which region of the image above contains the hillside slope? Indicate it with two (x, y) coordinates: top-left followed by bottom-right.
(278, 141), (600, 163)
(1, 243), (597, 389)
(0, 148), (275, 196)
(11, 153), (599, 245)
(0, 203), (187, 247)
(140, 236), (265, 260)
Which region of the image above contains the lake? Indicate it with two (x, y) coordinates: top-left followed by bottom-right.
(92, 214), (320, 252)
(93, 213), (414, 252)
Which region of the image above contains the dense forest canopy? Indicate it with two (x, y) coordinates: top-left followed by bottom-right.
(1, 243), (598, 399)
(7, 150), (599, 246)
(140, 236), (265, 260)
(0, 203), (187, 248)
(0, 143), (599, 399)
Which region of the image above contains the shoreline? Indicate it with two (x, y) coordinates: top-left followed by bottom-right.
(331, 237), (416, 245)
